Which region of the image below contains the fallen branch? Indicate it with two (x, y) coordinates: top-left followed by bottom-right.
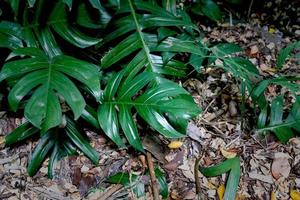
(146, 152), (160, 200)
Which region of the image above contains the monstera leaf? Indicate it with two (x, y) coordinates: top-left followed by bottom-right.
(98, 70), (200, 152)
(99, 0), (205, 77)
(0, 47), (101, 132)
(1, 0), (103, 57)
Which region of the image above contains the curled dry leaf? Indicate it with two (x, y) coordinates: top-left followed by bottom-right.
(291, 190), (300, 200)
(220, 148), (237, 159)
(168, 141), (183, 149)
(271, 154), (291, 179)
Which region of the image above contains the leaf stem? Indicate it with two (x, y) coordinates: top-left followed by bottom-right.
(128, 0), (156, 72)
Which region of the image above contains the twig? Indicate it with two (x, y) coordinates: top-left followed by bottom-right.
(194, 157), (201, 195)
(194, 157), (205, 200)
(146, 152), (160, 200)
(98, 184), (123, 200)
(247, 0), (254, 19)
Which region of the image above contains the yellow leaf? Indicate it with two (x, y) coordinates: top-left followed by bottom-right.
(291, 190), (300, 200)
(168, 141), (183, 149)
(0, 136), (5, 145)
(217, 185), (225, 200)
(221, 148), (237, 159)
(269, 27), (276, 34)
(270, 191), (276, 200)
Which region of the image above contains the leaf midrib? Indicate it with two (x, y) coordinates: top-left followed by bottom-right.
(128, 0), (155, 72)
(102, 100), (182, 109)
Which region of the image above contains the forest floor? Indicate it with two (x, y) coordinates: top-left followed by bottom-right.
(1, 3), (300, 200)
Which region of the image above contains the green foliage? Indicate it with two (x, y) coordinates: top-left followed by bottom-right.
(4, 117), (98, 178)
(107, 167), (168, 199)
(0, 47), (101, 133)
(200, 157), (241, 200)
(191, 0), (222, 22)
(277, 41), (300, 69)
(0, 0), (202, 177)
(249, 41), (300, 142)
(252, 76), (300, 142)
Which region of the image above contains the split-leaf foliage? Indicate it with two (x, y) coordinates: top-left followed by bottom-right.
(0, 0), (205, 177)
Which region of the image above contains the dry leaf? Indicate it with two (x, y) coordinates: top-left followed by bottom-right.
(271, 155), (291, 179)
(168, 141), (183, 149)
(221, 148), (237, 159)
(0, 136), (5, 145)
(250, 45), (259, 55)
(217, 185), (225, 200)
(208, 181), (217, 189)
(291, 190), (300, 200)
(248, 172), (273, 184)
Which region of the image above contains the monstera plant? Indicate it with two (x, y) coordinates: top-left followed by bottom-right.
(0, 0), (204, 177)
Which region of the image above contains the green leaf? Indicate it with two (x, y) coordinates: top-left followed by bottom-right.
(27, 132), (55, 176)
(101, 33), (141, 69)
(98, 103), (125, 148)
(255, 95), (300, 143)
(209, 43), (243, 64)
(107, 172), (138, 185)
(65, 118), (99, 165)
(0, 21), (24, 50)
(81, 106), (100, 129)
(192, 0), (222, 22)
(155, 168), (168, 199)
(5, 122), (39, 146)
(76, 3), (110, 29)
(48, 144), (60, 179)
(268, 96), (294, 143)
(119, 105), (144, 152)
(49, 2), (100, 48)
(200, 157), (241, 200)
(0, 48), (100, 132)
(277, 41), (300, 68)
(27, 0), (36, 7)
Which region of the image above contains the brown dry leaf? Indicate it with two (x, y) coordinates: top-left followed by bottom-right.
(217, 184), (225, 200)
(168, 141), (183, 149)
(164, 150), (185, 171)
(291, 190), (300, 200)
(138, 155), (147, 168)
(143, 135), (165, 163)
(271, 154), (291, 179)
(220, 148), (237, 159)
